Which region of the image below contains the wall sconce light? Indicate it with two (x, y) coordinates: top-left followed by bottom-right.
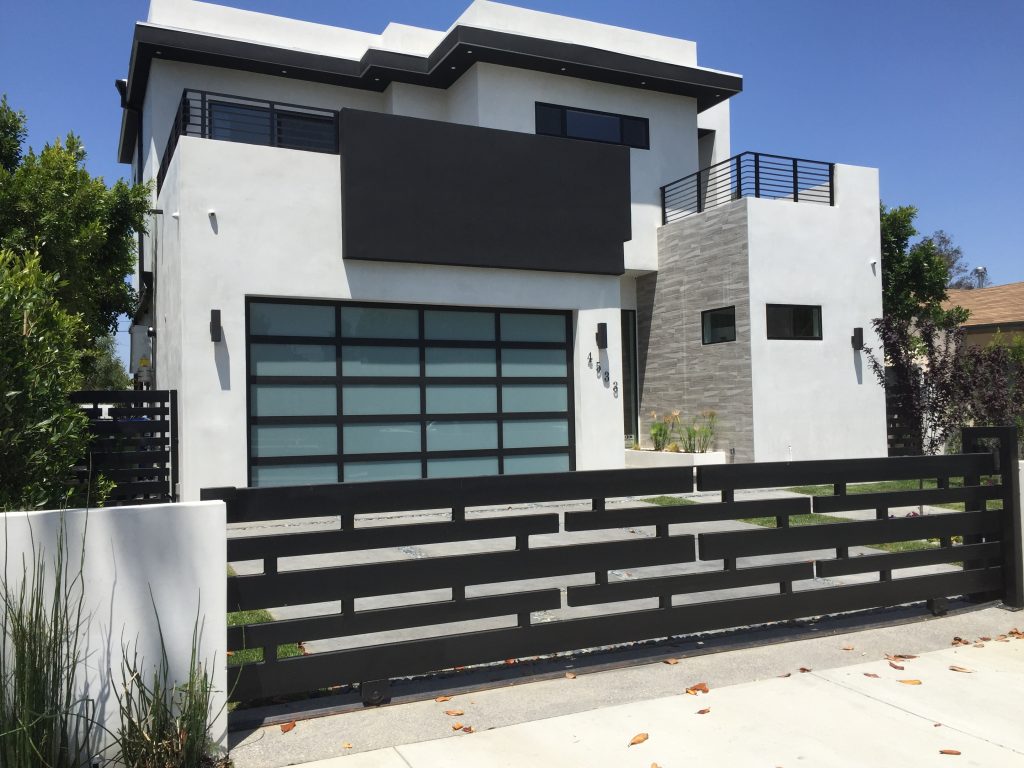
(851, 327), (864, 350)
(595, 322), (608, 350)
(210, 309), (222, 343)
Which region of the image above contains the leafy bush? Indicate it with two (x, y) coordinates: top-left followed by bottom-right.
(0, 250), (93, 511)
(649, 418), (670, 451)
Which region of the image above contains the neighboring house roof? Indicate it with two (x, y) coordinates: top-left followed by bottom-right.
(944, 281), (1024, 329)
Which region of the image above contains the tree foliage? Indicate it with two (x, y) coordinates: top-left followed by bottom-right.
(0, 95), (149, 347)
(0, 250), (93, 510)
(953, 334), (1024, 448)
(81, 334), (132, 391)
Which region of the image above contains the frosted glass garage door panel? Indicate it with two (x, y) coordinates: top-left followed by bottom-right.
(341, 346), (419, 377)
(501, 348), (567, 377)
(344, 460), (422, 483)
(424, 310), (495, 341)
(250, 303), (335, 337)
(501, 384), (568, 413)
(251, 425), (338, 457)
(251, 385), (337, 417)
(427, 457), (500, 478)
(503, 419), (569, 448)
(427, 421), (498, 452)
(503, 454), (571, 474)
(425, 348), (496, 377)
(426, 385), (497, 414)
(500, 313), (566, 342)
(343, 385), (420, 415)
(252, 464), (338, 487)
(343, 422), (420, 454)
(251, 344), (336, 376)
(341, 307), (419, 339)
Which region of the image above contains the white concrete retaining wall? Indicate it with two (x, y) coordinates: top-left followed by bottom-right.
(0, 501), (227, 756)
(624, 449), (728, 469)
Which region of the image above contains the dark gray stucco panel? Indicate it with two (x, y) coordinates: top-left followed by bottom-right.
(338, 109), (630, 276)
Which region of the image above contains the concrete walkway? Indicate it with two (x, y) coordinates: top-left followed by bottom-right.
(230, 605), (1024, 767)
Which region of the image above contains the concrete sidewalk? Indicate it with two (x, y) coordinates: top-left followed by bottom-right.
(231, 606), (1024, 767)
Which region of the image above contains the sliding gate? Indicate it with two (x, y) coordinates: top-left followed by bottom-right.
(205, 426), (1021, 706)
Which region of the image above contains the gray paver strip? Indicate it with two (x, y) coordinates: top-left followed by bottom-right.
(228, 606), (1024, 768)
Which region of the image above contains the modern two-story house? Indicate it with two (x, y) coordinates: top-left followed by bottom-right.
(120, 0), (887, 501)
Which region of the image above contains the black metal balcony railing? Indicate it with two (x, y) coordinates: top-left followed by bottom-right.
(660, 152), (835, 225)
(156, 90), (340, 193)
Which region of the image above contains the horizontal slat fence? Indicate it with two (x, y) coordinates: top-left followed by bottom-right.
(206, 427), (1020, 707)
(71, 390), (178, 505)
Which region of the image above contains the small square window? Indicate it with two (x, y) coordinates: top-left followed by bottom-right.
(766, 304), (822, 340)
(701, 306), (736, 345)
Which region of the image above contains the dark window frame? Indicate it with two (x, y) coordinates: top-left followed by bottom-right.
(701, 305), (737, 345)
(535, 102), (650, 150)
(245, 297), (577, 486)
(766, 303), (823, 341)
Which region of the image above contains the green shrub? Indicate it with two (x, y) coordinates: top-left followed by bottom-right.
(0, 250), (92, 511)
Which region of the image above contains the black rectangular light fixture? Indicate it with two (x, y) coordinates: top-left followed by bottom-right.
(596, 322), (608, 349)
(210, 309), (222, 343)
(851, 327), (864, 350)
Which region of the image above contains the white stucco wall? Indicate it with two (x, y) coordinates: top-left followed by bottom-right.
(156, 138), (625, 499)
(746, 164), (887, 461)
(0, 502), (227, 755)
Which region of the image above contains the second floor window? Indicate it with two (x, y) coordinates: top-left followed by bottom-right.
(766, 304), (822, 340)
(536, 102), (649, 149)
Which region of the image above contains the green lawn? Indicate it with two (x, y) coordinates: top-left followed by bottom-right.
(783, 477), (1004, 513)
(226, 565), (302, 666)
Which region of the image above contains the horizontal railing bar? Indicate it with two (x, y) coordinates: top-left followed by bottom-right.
(79, 451), (169, 467)
(565, 497), (810, 531)
(697, 453), (996, 490)
(204, 466), (694, 521)
(89, 420), (169, 434)
(228, 567), (1000, 699)
(228, 589), (561, 649)
(816, 541), (1002, 578)
(70, 390), (174, 404)
(567, 561), (813, 607)
(227, 535), (697, 607)
(183, 89), (339, 117)
(228, 513), (560, 560)
(698, 510), (1000, 560)
(813, 484), (1003, 514)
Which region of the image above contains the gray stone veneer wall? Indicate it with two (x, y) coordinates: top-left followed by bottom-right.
(636, 200), (755, 461)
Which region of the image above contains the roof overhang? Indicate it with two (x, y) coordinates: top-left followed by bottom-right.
(117, 21), (743, 163)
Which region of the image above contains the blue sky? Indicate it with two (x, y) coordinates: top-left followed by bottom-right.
(2, 1), (1022, 363)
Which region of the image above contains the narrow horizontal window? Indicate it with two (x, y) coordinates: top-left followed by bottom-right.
(701, 306), (737, 345)
(535, 102), (649, 150)
(766, 304), (822, 340)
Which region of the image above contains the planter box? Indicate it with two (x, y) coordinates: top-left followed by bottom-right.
(625, 449), (728, 469)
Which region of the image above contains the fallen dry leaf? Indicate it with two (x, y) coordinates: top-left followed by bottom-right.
(841, 644), (854, 651)
(979, 636), (992, 642)
(280, 721), (296, 734)
(461, 726), (474, 733)
(779, 672), (792, 678)
(696, 707), (711, 715)
(504, 659), (517, 665)
(889, 661), (905, 671)
(939, 749), (961, 755)
(886, 653), (917, 661)
(685, 682), (709, 695)
(629, 732), (649, 747)
(342, 742), (353, 750)
(225, 650), (234, 657)
(565, 672), (577, 680)
(452, 722), (464, 731)
(974, 643), (985, 648)
(444, 709), (464, 716)
(435, 696), (453, 703)
(663, 658), (679, 665)
(864, 673), (880, 679)
(934, 723), (942, 728)
(799, 667), (812, 673)
(898, 679), (923, 685)
(948, 665), (973, 673)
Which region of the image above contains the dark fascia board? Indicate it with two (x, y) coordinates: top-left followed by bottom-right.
(117, 21), (743, 162)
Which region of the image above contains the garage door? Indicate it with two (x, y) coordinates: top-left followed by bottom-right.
(247, 299), (574, 486)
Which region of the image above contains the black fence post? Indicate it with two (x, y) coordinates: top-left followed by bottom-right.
(792, 157), (799, 202)
(734, 154), (743, 199)
(963, 426), (1022, 610)
(753, 152), (761, 198)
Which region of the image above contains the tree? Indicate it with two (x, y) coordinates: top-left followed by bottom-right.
(879, 204), (956, 324)
(0, 95), (149, 350)
(81, 334), (132, 390)
(914, 229), (988, 290)
(0, 250), (93, 510)
(953, 334), (1024, 450)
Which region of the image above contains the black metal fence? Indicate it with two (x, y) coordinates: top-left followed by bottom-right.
(661, 151), (834, 224)
(157, 89), (340, 192)
(71, 390), (178, 505)
(205, 426), (1020, 706)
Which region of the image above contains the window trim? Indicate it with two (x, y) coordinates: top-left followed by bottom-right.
(765, 303), (823, 341)
(535, 102), (650, 150)
(701, 305), (737, 345)
(245, 297), (577, 486)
